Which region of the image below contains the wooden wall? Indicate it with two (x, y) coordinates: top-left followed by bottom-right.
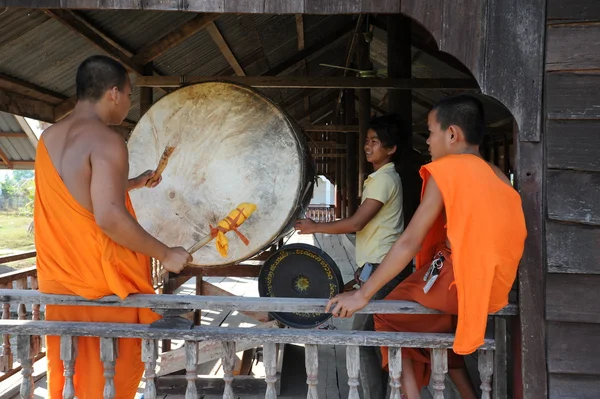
(544, 1), (600, 397)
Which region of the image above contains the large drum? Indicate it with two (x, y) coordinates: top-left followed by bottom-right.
(128, 81), (315, 267)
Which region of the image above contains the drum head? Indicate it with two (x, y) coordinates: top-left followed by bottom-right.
(258, 244), (343, 329)
(128, 81), (310, 266)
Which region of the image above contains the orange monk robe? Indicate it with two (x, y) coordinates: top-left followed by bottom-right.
(375, 154), (526, 386)
(34, 138), (160, 399)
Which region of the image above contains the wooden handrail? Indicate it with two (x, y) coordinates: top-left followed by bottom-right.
(0, 289), (518, 315)
(0, 319), (496, 349)
(0, 251), (36, 264)
(0, 267), (37, 286)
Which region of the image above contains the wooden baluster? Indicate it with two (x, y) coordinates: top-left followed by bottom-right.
(264, 343), (278, 399)
(100, 337), (118, 399)
(142, 339), (158, 399)
(15, 279), (27, 321)
(388, 347), (402, 399)
(305, 344), (318, 399)
(0, 282), (13, 372)
(184, 341), (197, 399)
(346, 345), (360, 399)
(29, 276), (42, 356)
(61, 335), (78, 399)
(478, 349), (494, 399)
(17, 335), (34, 399)
(222, 341), (236, 399)
(431, 349), (448, 399)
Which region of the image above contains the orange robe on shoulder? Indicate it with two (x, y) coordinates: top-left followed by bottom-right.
(34, 138), (160, 399)
(375, 154), (527, 388)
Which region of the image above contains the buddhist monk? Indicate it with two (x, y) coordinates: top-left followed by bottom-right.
(325, 94), (527, 399)
(34, 55), (192, 398)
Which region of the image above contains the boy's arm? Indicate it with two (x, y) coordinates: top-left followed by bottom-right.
(295, 198), (383, 234)
(325, 176), (444, 317)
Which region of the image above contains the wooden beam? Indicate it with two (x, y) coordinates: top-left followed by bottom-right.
(131, 14), (220, 66)
(0, 73), (66, 105)
(357, 32), (371, 195)
(44, 9), (144, 75)
(309, 142), (347, 149)
(0, 88), (55, 123)
(264, 20), (356, 76)
(303, 125), (359, 132)
(345, 89), (358, 215)
(205, 21), (246, 76)
(295, 14), (305, 51)
(312, 153), (345, 158)
(135, 76), (478, 90)
(0, 132), (26, 138)
(13, 116), (39, 148)
(0, 147), (13, 169)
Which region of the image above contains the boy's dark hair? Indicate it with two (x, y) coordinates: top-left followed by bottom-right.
(431, 94), (485, 145)
(76, 55), (129, 102)
(368, 113), (405, 163)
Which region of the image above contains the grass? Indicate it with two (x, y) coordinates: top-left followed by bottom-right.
(0, 211), (36, 270)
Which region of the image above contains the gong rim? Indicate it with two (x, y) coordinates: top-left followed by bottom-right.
(258, 243), (344, 329)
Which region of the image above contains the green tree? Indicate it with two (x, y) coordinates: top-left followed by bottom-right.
(13, 170), (34, 182)
(1, 175), (17, 198)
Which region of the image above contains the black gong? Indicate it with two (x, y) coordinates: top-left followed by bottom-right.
(258, 243), (344, 329)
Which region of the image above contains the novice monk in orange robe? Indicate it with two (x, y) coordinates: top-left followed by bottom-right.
(33, 55), (192, 399)
(325, 94), (527, 399)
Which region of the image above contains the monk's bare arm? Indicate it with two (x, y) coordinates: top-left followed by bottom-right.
(90, 132), (170, 261)
(359, 177), (444, 299)
(295, 199), (383, 234)
(325, 177), (444, 316)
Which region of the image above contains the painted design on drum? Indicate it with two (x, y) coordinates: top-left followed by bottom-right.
(128, 82), (306, 266)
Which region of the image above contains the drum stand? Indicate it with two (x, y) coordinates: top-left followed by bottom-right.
(155, 238), (286, 396)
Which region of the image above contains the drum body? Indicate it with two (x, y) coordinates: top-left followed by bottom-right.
(128, 81), (314, 266)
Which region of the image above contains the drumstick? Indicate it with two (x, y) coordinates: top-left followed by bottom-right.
(146, 146), (176, 187)
(160, 203), (257, 277)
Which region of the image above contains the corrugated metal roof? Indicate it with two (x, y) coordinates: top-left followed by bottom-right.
(0, 112), (36, 169)
(79, 10), (197, 53)
(0, 8), (50, 48)
(0, 18), (103, 96)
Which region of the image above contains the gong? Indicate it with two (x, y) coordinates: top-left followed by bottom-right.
(258, 243), (343, 329)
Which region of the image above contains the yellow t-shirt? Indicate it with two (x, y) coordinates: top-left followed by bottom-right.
(356, 162), (404, 267)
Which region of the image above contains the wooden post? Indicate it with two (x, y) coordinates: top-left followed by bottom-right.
(388, 347), (402, 399)
(100, 337), (118, 399)
(431, 348), (448, 399)
(357, 31), (371, 195)
(479, 349), (494, 399)
(264, 343), (278, 399)
(142, 339), (158, 399)
(17, 335), (34, 399)
(184, 341), (198, 398)
(305, 344), (318, 399)
(388, 14), (417, 282)
(345, 90), (358, 215)
(0, 282), (13, 372)
(60, 335), (77, 399)
(346, 345), (360, 399)
(140, 62), (153, 117)
(221, 341), (236, 399)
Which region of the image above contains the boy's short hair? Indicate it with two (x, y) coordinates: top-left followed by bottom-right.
(431, 94), (485, 145)
(76, 55), (129, 102)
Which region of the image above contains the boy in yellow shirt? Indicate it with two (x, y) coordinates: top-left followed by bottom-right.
(295, 114), (405, 399)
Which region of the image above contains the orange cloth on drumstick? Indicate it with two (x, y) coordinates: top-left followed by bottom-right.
(375, 154), (526, 388)
(34, 138), (160, 399)
(211, 202), (257, 257)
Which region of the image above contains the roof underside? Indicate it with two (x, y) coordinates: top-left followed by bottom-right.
(0, 9), (514, 174)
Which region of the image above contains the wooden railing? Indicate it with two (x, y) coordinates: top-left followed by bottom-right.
(306, 205), (336, 222)
(0, 251), (45, 393)
(0, 290), (517, 398)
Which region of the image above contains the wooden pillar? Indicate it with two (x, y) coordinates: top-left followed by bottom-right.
(140, 62), (153, 117)
(345, 90), (358, 215)
(357, 31), (371, 196)
(388, 14), (418, 226)
(334, 114), (343, 219)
